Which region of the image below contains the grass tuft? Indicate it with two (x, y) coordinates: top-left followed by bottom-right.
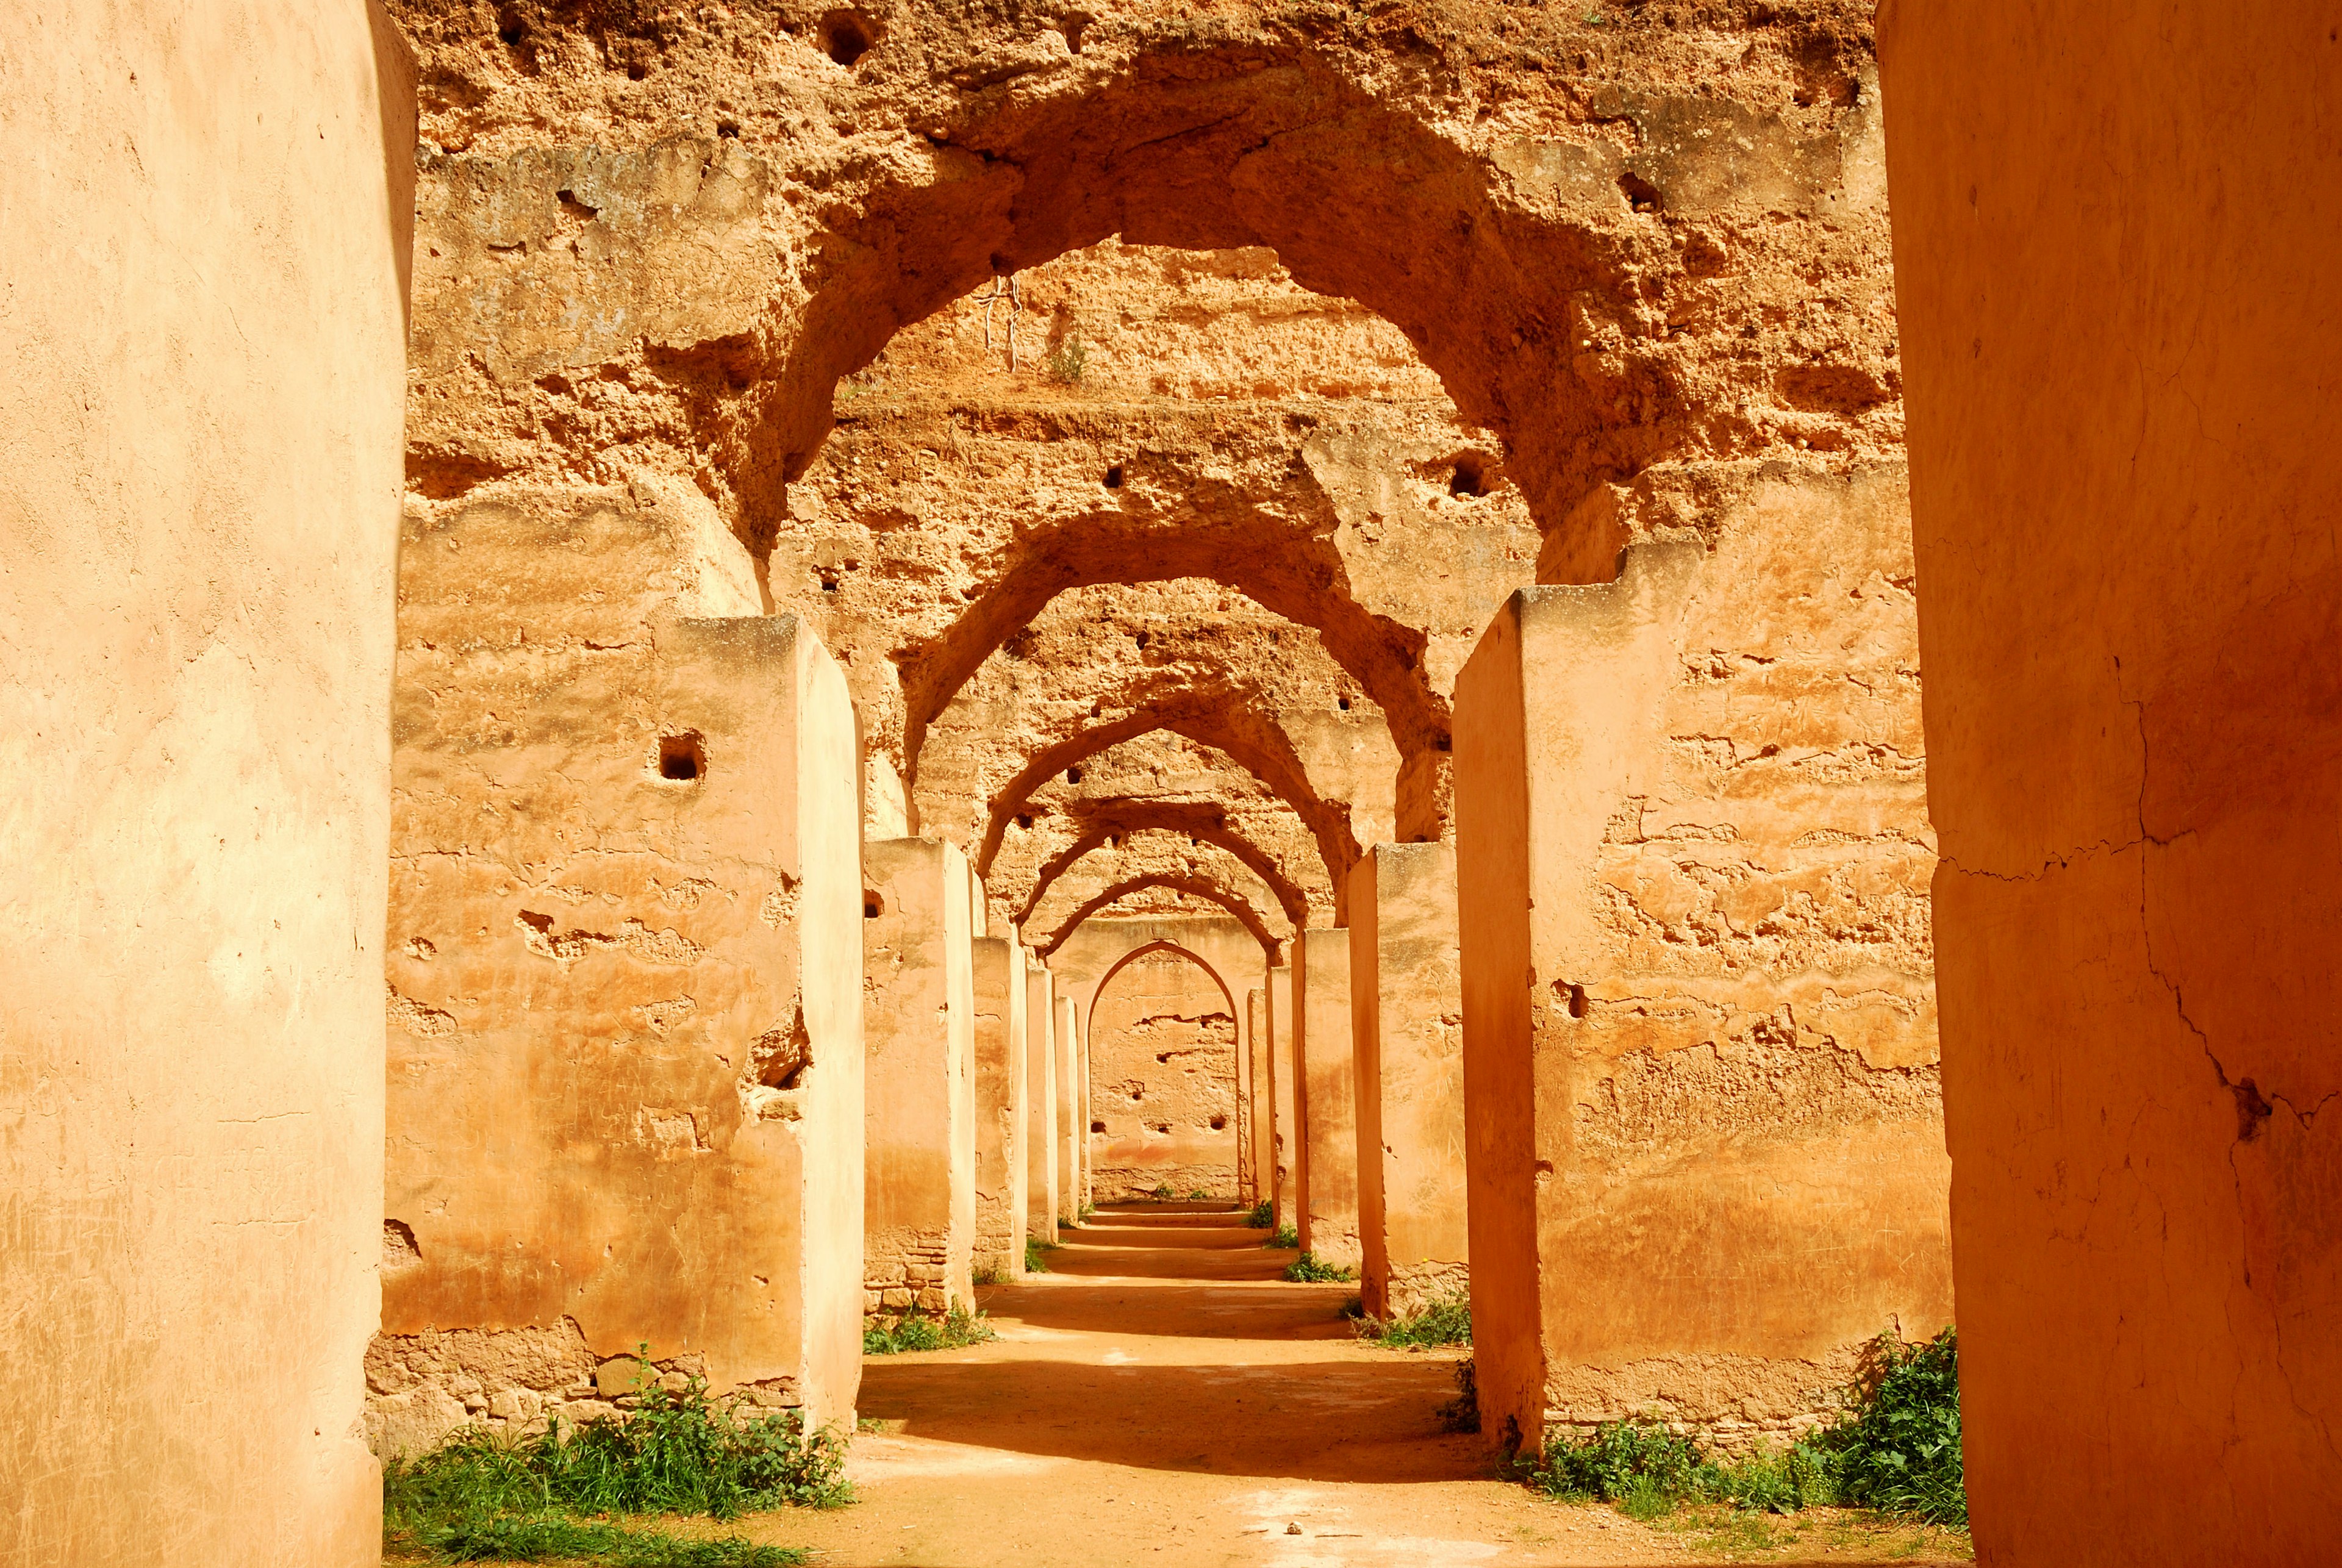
(1517, 1326), (1965, 1528)
(1356, 1292), (1471, 1348)
(382, 1368), (847, 1564)
(1023, 1237), (1055, 1274)
(1283, 1251), (1354, 1283)
(1261, 1224), (1299, 1250)
(1148, 1183), (1175, 1200)
(1242, 1200), (1274, 1228)
(861, 1302), (996, 1356)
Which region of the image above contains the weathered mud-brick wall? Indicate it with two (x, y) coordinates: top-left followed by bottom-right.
(1086, 950), (1241, 1199)
(1458, 471), (1948, 1453)
(379, 481), (865, 1453)
(862, 837), (976, 1312)
(1351, 843), (1470, 1319)
(970, 934), (1030, 1276)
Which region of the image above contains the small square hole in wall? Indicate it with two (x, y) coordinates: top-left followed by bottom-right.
(1209, 1114), (1227, 1130)
(1090, 1120), (1106, 1133)
(657, 732), (706, 781)
(864, 892), (884, 918)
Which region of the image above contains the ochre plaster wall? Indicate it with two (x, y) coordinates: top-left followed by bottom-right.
(1056, 997), (1082, 1223)
(1882, 2), (2342, 1557)
(1267, 966), (1299, 1228)
(1293, 928), (1361, 1267)
(1456, 522), (1948, 1452)
(0, 6), (411, 1561)
(1350, 845), (1470, 1319)
(1086, 952), (1242, 1200)
(378, 488), (865, 1445)
(971, 936), (1030, 1276)
(862, 839), (976, 1314)
(1024, 959), (1060, 1244)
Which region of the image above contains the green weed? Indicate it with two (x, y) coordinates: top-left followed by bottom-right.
(1148, 1183), (1175, 1200)
(1023, 1237), (1055, 1274)
(971, 1264), (1008, 1286)
(1243, 1200), (1274, 1228)
(1829, 1327), (1966, 1525)
(1356, 1292), (1471, 1348)
(861, 1302), (996, 1356)
(1045, 333), (1088, 385)
(381, 1369), (847, 1564)
(1283, 1251), (1354, 1283)
(1261, 1224), (1299, 1250)
(1186, 1188), (1211, 1200)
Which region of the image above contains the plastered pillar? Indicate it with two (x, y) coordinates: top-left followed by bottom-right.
(1023, 959), (1059, 1243)
(1293, 928), (1361, 1267)
(863, 838), (976, 1314)
(1351, 843), (1469, 1319)
(1882, 5), (2342, 1556)
(971, 935), (1029, 1278)
(1247, 987), (1273, 1206)
(1267, 965), (1298, 1228)
(0, 7), (413, 1561)
(1055, 995), (1081, 1222)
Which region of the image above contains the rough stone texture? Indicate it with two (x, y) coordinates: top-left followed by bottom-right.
(1882, 2), (2342, 1558)
(1350, 844), (1470, 1319)
(971, 936), (1030, 1276)
(1023, 957), (1060, 1244)
(1455, 528), (1947, 1452)
(862, 838), (977, 1313)
(0, 7), (412, 1562)
(1084, 951), (1242, 1200)
(382, 490), (866, 1436)
(1293, 928), (1362, 1268)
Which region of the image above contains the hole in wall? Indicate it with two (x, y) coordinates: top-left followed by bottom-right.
(1016, 813), (1034, 829)
(818, 8), (876, 66)
(864, 892), (884, 918)
(1564, 983), (1589, 1020)
(1065, 767), (1084, 785)
(495, 5), (526, 45)
(384, 1219), (421, 1266)
(657, 732), (706, 782)
(1337, 696), (1352, 712)
(1090, 1120), (1106, 1133)
(1062, 13), (1089, 53)
(1617, 170), (1664, 213)
(717, 120), (740, 138)
(1103, 464), (1123, 488)
(1209, 1114), (1228, 1130)
(1448, 456), (1488, 498)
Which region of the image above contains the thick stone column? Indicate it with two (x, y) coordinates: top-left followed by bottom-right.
(1055, 995), (1082, 1222)
(0, 7), (412, 1559)
(971, 935), (1029, 1278)
(1293, 928), (1361, 1268)
(382, 494), (868, 1445)
(863, 839), (976, 1314)
(1267, 965), (1298, 1226)
(1882, 5), (2342, 1556)
(1455, 543), (1949, 1455)
(1247, 987), (1273, 1206)
(1351, 843), (1469, 1319)
(1024, 958), (1059, 1243)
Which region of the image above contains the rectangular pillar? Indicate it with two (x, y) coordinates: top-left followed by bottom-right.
(1351, 843), (1469, 1320)
(1023, 958), (1059, 1242)
(1293, 928), (1361, 1268)
(1455, 542), (1950, 1455)
(382, 498), (867, 1450)
(1055, 994), (1081, 1222)
(1247, 987), (1273, 1206)
(862, 838), (976, 1314)
(1, 10), (413, 1559)
(1267, 965), (1298, 1227)
(970, 935), (1028, 1278)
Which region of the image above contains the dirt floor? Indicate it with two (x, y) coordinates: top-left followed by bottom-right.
(726, 1204), (1972, 1568)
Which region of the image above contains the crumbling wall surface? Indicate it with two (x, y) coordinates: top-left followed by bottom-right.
(1882, 4), (2342, 1559)
(0, 5), (412, 1564)
(1294, 928), (1363, 1268)
(1350, 844), (1470, 1320)
(970, 936), (1030, 1275)
(862, 839), (977, 1312)
(1456, 480), (1947, 1452)
(1084, 951), (1242, 1199)
(380, 485), (865, 1448)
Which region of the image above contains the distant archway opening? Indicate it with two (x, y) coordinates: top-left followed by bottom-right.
(1084, 942), (1242, 1203)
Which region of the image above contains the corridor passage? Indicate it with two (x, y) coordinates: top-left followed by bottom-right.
(762, 1206), (1970, 1568)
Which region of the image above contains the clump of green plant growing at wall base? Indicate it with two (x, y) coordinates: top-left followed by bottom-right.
(971, 1264), (1008, 1286)
(382, 1367), (848, 1564)
(1244, 1200), (1274, 1228)
(1437, 1359), (1481, 1433)
(861, 1301), (997, 1356)
(1517, 1327), (1965, 1527)
(1283, 1251), (1354, 1283)
(1149, 1183), (1175, 1200)
(1262, 1223), (1299, 1250)
(1187, 1188), (1212, 1200)
(1044, 332), (1088, 384)
(1023, 1237), (1055, 1274)
(1356, 1292), (1471, 1348)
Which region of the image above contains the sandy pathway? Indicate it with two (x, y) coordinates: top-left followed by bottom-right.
(750, 1205), (1971, 1568)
